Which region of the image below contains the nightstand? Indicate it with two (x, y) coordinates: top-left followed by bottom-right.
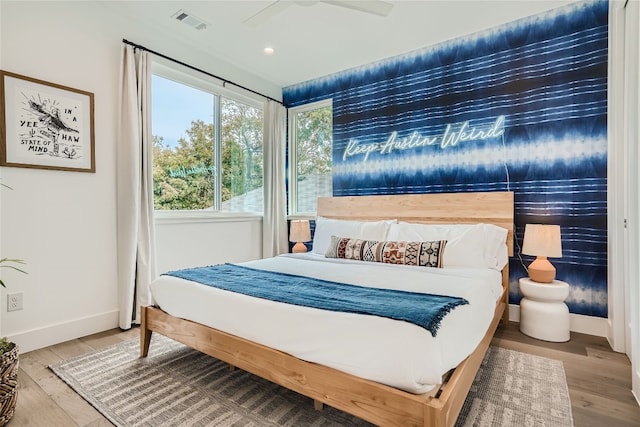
(519, 277), (570, 342)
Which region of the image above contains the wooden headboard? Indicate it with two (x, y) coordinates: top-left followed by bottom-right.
(316, 191), (514, 257)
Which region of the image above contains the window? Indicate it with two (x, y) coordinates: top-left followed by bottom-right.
(288, 100), (333, 215)
(151, 65), (264, 214)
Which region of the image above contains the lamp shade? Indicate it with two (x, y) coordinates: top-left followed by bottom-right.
(289, 220), (311, 243)
(522, 224), (562, 258)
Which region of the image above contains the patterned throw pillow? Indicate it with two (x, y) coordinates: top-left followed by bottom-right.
(325, 236), (446, 268)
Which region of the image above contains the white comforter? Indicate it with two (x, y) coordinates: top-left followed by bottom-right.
(150, 253), (502, 394)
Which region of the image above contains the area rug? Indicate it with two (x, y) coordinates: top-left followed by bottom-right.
(50, 335), (573, 426)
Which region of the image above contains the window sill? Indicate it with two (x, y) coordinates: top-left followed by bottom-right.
(155, 211), (263, 225)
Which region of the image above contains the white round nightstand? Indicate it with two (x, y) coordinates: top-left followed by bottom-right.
(519, 277), (570, 342)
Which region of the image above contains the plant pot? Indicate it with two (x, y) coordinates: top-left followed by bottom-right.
(0, 344), (18, 426)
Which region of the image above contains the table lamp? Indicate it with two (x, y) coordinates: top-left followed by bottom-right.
(290, 220), (311, 253)
(522, 224), (562, 283)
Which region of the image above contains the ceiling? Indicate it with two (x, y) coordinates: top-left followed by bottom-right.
(102, 0), (580, 89)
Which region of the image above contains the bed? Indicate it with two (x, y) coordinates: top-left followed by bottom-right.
(141, 191), (514, 427)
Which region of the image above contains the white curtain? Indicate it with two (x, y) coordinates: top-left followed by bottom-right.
(116, 45), (156, 329)
(262, 100), (288, 258)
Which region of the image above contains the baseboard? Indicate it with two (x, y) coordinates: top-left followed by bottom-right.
(509, 304), (608, 337)
(7, 310), (119, 353)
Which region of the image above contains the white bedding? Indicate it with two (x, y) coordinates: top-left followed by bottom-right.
(150, 253), (502, 394)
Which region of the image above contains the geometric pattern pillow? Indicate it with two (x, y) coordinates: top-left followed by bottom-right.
(325, 235), (446, 268)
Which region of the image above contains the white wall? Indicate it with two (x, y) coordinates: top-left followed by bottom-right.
(0, 1), (276, 352)
(0, 0), (4, 336)
(155, 216), (263, 273)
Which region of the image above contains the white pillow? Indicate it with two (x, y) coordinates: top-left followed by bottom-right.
(387, 222), (508, 270)
(312, 217), (395, 255)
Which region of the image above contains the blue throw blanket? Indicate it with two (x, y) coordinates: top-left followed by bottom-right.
(164, 263), (468, 337)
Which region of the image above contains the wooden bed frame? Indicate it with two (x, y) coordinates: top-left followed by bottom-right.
(140, 191), (514, 427)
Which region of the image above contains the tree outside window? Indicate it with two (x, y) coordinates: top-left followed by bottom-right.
(151, 73), (263, 213)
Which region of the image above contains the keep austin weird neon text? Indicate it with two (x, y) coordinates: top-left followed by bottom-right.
(343, 115), (505, 161)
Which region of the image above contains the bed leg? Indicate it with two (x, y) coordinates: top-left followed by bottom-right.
(228, 364), (236, 372)
(140, 306), (153, 358)
(313, 400), (323, 411)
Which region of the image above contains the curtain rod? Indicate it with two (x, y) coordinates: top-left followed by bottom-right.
(122, 39), (283, 106)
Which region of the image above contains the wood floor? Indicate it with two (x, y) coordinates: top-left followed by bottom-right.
(6, 322), (640, 426)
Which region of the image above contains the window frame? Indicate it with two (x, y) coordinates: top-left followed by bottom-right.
(287, 99), (333, 217)
(151, 59), (265, 219)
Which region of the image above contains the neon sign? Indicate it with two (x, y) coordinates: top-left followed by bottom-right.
(168, 163), (215, 178)
(343, 115), (505, 161)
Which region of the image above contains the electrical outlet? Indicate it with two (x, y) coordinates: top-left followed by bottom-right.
(7, 292), (23, 312)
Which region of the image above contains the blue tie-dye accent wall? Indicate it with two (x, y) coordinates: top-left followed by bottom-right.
(283, 0), (608, 318)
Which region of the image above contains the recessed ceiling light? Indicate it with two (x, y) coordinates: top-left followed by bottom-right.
(263, 47), (275, 55)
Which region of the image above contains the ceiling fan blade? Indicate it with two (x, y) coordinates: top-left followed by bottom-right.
(243, 1), (294, 27)
(321, 0), (393, 17)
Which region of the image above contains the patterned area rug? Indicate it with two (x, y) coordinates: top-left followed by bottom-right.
(50, 335), (573, 426)
(457, 345), (573, 427)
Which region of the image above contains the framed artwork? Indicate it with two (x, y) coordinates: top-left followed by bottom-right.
(0, 70), (95, 172)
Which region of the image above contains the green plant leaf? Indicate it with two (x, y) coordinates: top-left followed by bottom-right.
(0, 258), (27, 287)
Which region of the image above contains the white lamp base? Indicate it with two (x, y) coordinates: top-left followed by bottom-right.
(292, 242), (307, 253)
